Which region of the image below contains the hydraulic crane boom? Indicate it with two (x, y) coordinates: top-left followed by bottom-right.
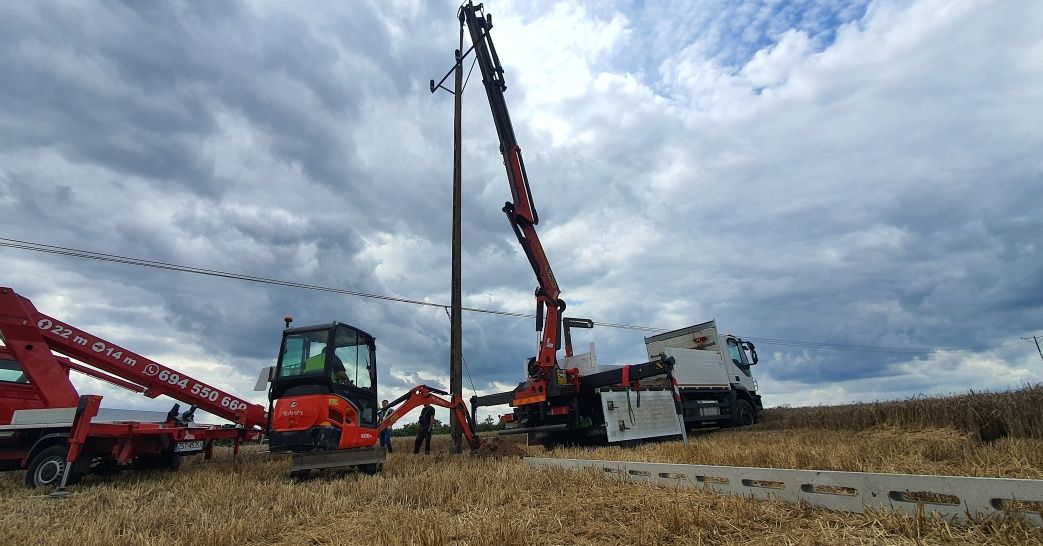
(0, 287), (267, 429)
(461, 1), (565, 389)
(454, 3), (684, 445)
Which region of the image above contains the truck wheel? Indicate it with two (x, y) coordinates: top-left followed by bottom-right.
(25, 445), (82, 489)
(733, 400), (756, 427)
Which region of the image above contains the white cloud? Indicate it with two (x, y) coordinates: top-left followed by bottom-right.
(765, 343), (1043, 407)
(0, 0), (1040, 426)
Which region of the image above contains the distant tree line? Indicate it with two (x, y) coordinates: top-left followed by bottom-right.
(390, 414), (504, 437)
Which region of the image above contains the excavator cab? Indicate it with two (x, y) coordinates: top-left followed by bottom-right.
(268, 322), (379, 453)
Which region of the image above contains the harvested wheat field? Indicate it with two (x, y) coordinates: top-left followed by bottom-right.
(547, 384), (1043, 480)
(758, 385), (1043, 442)
(548, 426), (1043, 479)
(1, 419), (1042, 546)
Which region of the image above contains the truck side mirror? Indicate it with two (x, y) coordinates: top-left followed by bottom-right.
(743, 341), (758, 365)
(253, 366), (275, 391)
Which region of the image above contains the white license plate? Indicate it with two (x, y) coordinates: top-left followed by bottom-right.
(175, 440), (204, 453)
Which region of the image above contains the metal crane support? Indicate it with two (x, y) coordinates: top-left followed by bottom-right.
(0, 286), (266, 489)
(0, 287), (267, 429)
(460, 2), (564, 377)
(450, 3), (683, 443)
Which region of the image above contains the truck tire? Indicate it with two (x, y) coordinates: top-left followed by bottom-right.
(25, 445), (82, 489)
(733, 400), (756, 427)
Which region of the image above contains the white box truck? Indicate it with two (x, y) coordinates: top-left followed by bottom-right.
(644, 320), (762, 427)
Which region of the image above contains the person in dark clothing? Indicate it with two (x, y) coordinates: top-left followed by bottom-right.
(378, 400), (394, 453)
(413, 404), (435, 454)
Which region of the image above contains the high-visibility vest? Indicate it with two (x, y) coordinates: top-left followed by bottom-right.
(303, 350), (325, 373)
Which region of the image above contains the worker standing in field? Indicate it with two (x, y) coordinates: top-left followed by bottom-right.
(378, 399), (393, 453)
(413, 404), (435, 455)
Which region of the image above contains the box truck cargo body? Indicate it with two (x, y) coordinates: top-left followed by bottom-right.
(645, 320), (762, 427)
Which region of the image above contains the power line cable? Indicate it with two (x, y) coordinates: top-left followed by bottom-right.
(0, 237), (1022, 355)
(743, 336), (1021, 354)
(0, 236), (538, 317)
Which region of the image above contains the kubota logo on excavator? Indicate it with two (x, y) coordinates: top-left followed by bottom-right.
(281, 409), (304, 417)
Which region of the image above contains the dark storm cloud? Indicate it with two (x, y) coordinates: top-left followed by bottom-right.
(1, 1), (450, 203)
(0, 0), (1040, 418)
(0, 0), (469, 409)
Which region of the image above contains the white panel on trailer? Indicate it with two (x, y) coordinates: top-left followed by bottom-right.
(665, 347), (730, 387)
(600, 390), (682, 443)
(10, 408), (76, 426)
(561, 342), (597, 376)
(561, 343), (630, 378)
(10, 407), (173, 426)
(92, 408), (174, 424)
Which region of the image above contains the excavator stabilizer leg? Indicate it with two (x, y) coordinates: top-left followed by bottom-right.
(290, 446), (387, 474)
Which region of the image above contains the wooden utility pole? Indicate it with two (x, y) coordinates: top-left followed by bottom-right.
(449, 23), (465, 454)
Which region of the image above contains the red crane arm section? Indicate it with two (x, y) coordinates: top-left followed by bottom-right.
(505, 147), (560, 301)
(462, 3), (566, 373)
(0, 287), (267, 429)
(377, 385), (479, 449)
(59, 358), (147, 394)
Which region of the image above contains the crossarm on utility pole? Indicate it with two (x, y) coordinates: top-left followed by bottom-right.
(1024, 335), (1043, 364)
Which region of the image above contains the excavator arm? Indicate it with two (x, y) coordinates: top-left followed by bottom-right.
(378, 385), (480, 450)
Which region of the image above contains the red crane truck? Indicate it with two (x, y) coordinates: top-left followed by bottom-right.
(435, 2), (682, 447)
(0, 286), (267, 491)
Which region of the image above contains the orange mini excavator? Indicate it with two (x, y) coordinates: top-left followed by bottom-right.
(261, 319), (479, 478)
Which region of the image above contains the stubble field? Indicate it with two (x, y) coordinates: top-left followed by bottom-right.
(1, 386), (1042, 545)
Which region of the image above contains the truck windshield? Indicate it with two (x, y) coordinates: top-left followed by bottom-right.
(728, 341), (748, 367)
(278, 330), (331, 379)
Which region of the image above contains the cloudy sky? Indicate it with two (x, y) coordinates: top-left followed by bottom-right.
(1, 0), (1041, 426)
